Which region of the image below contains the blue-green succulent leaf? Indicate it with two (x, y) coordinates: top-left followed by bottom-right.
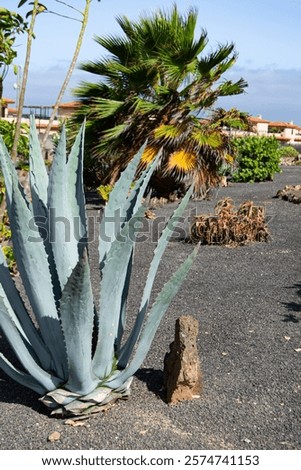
(60, 250), (98, 395)
(66, 122), (87, 253)
(0, 248), (52, 370)
(116, 248), (133, 355)
(98, 142), (147, 268)
(0, 354), (47, 395)
(0, 299), (61, 391)
(123, 150), (161, 222)
(29, 115), (49, 217)
(0, 136), (29, 208)
(93, 207), (145, 379)
(118, 185), (194, 368)
(8, 179), (67, 380)
(107, 244), (199, 389)
(47, 125), (87, 289)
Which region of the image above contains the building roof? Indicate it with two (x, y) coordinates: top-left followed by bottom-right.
(57, 101), (81, 108)
(37, 121), (60, 130)
(268, 121), (297, 129)
(276, 136), (291, 141)
(248, 116), (270, 124)
(2, 97), (15, 104)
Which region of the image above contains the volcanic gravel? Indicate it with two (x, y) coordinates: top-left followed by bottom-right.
(0, 166), (300, 450)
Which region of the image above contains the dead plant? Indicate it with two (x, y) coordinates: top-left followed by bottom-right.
(190, 198), (270, 246)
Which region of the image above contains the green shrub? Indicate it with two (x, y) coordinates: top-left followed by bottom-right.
(231, 136), (281, 182)
(0, 119), (29, 161)
(278, 145), (299, 160)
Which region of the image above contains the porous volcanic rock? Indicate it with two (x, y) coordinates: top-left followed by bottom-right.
(163, 315), (202, 404)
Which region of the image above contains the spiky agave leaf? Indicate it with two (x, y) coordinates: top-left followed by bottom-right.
(93, 207), (145, 379)
(0, 297), (61, 392)
(47, 124), (87, 289)
(98, 142), (159, 268)
(118, 184), (194, 368)
(0, 167), (67, 380)
(0, 248), (52, 370)
(0, 121), (199, 418)
(107, 244), (200, 389)
(59, 249), (98, 395)
(29, 115), (48, 218)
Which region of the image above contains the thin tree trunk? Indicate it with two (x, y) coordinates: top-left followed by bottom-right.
(11, 0), (40, 162)
(41, 0), (92, 151)
(0, 77), (3, 118)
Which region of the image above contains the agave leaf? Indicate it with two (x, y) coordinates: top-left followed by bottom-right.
(40, 388), (81, 408)
(98, 142), (147, 268)
(118, 185), (194, 368)
(0, 136), (29, 208)
(115, 248), (133, 355)
(124, 150), (161, 221)
(47, 125), (87, 289)
(93, 207), (145, 379)
(0, 249), (52, 370)
(8, 179), (67, 380)
(29, 115), (49, 217)
(59, 250), (98, 395)
(107, 244), (200, 389)
(47, 126), (70, 288)
(66, 122), (87, 252)
(0, 299), (61, 391)
(0, 354), (46, 395)
(27, 118), (62, 304)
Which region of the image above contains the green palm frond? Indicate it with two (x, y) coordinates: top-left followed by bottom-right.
(192, 128), (223, 148)
(101, 124), (127, 141)
(154, 124), (182, 140)
(88, 98), (125, 119)
(218, 78), (248, 96)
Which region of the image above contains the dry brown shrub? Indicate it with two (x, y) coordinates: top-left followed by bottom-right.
(275, 185), (301, 204)
(190, 198), (270, 246)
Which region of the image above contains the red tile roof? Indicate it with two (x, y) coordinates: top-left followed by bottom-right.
(2, 97), (15, 104)
(268, 121), (297, 129)
(57, 101), (81, 108)
(248, 116), (270, 124)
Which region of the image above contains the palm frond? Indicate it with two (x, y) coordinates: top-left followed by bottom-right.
(154, 124), (182, 140)
(167, 149), (197, 172)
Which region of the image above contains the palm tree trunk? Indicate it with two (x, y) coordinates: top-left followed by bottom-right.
(41, 0), (92, 151)
(11, 0), (40, 162)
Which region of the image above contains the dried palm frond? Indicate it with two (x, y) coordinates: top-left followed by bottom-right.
(190, 198), (270, 245)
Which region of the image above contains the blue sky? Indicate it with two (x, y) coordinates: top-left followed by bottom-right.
(2, 0), (301, 123)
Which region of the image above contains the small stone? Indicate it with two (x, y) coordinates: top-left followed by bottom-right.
(64, 419), (89, 427)
(47, 431), (61, 442)
(163, 315), (202, 404)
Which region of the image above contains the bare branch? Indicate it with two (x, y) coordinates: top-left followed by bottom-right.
(45, 10), (82, 22)
(41, 0), (92, 149)
(53, 0), (84, 16)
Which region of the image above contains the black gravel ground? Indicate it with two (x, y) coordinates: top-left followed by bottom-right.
(0, 166), (300, 450)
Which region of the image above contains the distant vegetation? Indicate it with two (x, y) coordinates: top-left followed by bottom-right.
(231, 136), (281, 182)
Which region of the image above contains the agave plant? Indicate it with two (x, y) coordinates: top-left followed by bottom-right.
(0, 117), (198, 417)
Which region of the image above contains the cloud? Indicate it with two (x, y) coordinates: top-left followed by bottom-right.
(3, 62), (301, 125)
(218, 66), (301, 123)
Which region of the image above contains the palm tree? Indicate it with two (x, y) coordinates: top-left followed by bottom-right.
(71, 5), (248, 195)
